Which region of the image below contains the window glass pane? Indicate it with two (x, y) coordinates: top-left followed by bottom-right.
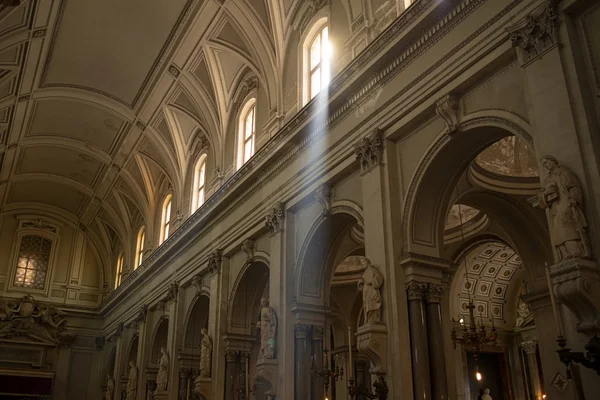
(199, 189), (205, 206)
(13, 235), (52, 290)
(244, 140), (253, 162)
(199, 162), (206, 186)
(140, 232), (145, 251)
(310, 34), (321, 70)
(164, 223), (170, 241)
(165, 200), (171, 224)
(245, 108), (255, 139)
(311, 69), (321, 99)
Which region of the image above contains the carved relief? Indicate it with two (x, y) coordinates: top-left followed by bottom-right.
(314, 185), (332, 218)
(435, 94), (460, 135)
(538, 155), (590, 261)
(509, 1), (559, 65)
(265, 203), (285, 234)
(515, 298), (531, 327)
(357, 259), (384, 324)
(406, 281), (428, 301)
(0, 295), (67, 344)
(208, 249), (223, 275)
(521, 340), (538, 355)
(294, 323), (311, 339)
(241, 239), (255, 261)
(236, 77), (259, 104)
(354, 129), (383, 173)
(166, 282), (179, 302)
(425, 284), (444, 304)
(135, 305), (148, 324)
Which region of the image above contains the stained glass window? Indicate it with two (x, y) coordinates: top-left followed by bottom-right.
(14, 235), (52, 290)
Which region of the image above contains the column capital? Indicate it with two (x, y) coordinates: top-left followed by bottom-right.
(315, 184), (332, 218)
(435, 93), (460, 136)
(225, 350), (238, 363)
(207, 249), (223, 275)
(311, 325), (325, 340)
(265, 203), (285, 234)
(508, 0), (559, 66)
(165, 281), (179, 302)
(134, 304), (148, 323)
(406, 281), (428, 301)
(354, 128), (383, 174)
(521, 340), (538, 355)
(294, 323), (311, 339)
(425, 284), (444, 304)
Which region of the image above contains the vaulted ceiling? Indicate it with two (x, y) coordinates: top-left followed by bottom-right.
(0, 0), (375, 264)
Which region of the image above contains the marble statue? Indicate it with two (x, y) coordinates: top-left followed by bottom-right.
(200, 328), (213, 377)
(0, 295), (66, 343)
(357, 258), (384, 323)
(257, 297), (277, 360)
(126, 362), (138, 400)
(156, 347), (170, 391)
(105, 374), (115, 400)
(539, 155), (589, 261)
(515, 298), (531, 327)
(482, 388), (492, 400)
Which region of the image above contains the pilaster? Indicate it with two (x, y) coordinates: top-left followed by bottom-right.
(207, 250), (228, 400)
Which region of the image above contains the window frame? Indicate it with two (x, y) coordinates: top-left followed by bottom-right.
(192, 154), (208, 212)
(236, 97), (257, 170)
(115, 253), (124, 288)
(160, 195), (172, 245)
(135, 226), (145, 269)
(7, 217), (60, 296)
(301, 17), (330, 106)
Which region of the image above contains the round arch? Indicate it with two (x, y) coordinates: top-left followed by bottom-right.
(227, 261), (270, 333)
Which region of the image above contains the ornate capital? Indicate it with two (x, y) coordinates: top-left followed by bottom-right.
(425, 284), (444, 304)
(315, 184), (332, 218)
(354, 129), (383, 173)
(191, 133), (209, 155)
(294, 323), (311, 339)
(115, 322), (124, 338)
(435, 94), (459, 135)
(311, 325), (325, 340)
(135, 305), (148, 323)
(236, 77), (259, 104)
(208, 249), (223, 275)
(509, 0), (559, 65)
(192, 275), (203, 295)
(406, 281), (428, 301)
(241, 238), (255, 261)
(521, 340), (538, 355)
(265, 203), (285, 234)
(166, 281), (179, 302)
(225, 350), (238, 363)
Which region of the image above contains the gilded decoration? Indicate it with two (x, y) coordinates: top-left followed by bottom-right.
(0, 295), (67, 344)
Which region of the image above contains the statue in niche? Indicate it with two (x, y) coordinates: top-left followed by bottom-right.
(200, 328), (213, 377)
(105, 374), (115, 400)
(539, 155), (590, 261)
(357, 258), (384, 324)
(515, 298), (531, 328)
(156, 347), (170, 391)
(126, 362), (138, 400)
(257, 297), (277, 360)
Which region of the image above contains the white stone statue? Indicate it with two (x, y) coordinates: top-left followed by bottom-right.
(357, 258), (384, 324)
(156, 347), (170, 391)
(538, 155), (589, 261)
(515, 298), (531, 328)
(126, 361), (138, 400)
(257, 297), (277, 360)
(200, 328), (213, 377)
(482, 388), (492, 400)
(105, 374), (115, 400)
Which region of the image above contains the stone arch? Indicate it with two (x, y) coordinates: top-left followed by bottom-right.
(403, 115), (534, 257)
(295, 206), (363, 307)
(183, 295), (210, 349)
(227, 261), (270, 334)
(127, 335), (139, 366)
(150, 318), (169, 364)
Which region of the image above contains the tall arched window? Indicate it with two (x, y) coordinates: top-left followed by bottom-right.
(160, 195), (172, 244)
(115, 253), (124, 288)
(304, 22), (330, 104)
(237, 98), (256, 169)
(192, 155), (207, 212)
(135, 227), (145, 269)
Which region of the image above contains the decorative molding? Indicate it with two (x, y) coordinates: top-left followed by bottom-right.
(115, 322), (124, 338)
(225, 350), (238, 362)
(435, 94), (460, 135)
(406, 281), (428, 301)
(311, 325), (325, 340)
(168, 65), (181, 78)
(166, 281), (179, 302)
(32, 29), (47, 38)
(191, 275), (202, 295)
(294, 323), (311, 339)
(136, 121), (146, 131)
(21, 218), (58, 233)
(314, 185), (332, 218)
(425, 283), (444, 304)
(265, 203), (284, 234)
(292, 0), (330, 32)
(354, 128), (383, 174)
(241, 239), (255, 261)
(551, 372), (568, 392)
(520, 340), (538, 355)
(134, 305), (148, 323)
(207, 250), (223, 275)
(17, 94), (31, 103)
(509, 0), (559, 66)
(236, 77), (258, 104)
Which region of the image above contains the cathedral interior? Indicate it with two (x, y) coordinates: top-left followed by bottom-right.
(0, 0), (599, 399)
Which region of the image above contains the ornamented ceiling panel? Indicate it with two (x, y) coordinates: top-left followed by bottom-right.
(40, 0), (195, 105)
(26, 100), (124, 152)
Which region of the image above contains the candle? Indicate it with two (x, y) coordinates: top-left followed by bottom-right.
(245, 356), (249, 398)
(545, 262), (564, 337)
(347, 326), (353, 378)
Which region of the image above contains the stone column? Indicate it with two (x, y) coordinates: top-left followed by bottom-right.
(311, 326), (325, 400)
(224, 350), (237, 400)
(406, 281), (431, 400)
(521, 341), (543, 400)
(165, 282), (185, 400)
(426, 284), (448, 400)
(294, 324), (311, 400)
(207, 250), (228, 400)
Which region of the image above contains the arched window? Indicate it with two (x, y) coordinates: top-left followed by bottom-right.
(13, 234), (53, 290)
(192, 155), (207, 212)
(135, 227), (145, 269)
(304, 22), (330, 104)
(115, 253), (124, 288)
(237, 99), (256, 169)
(160, 195), (172, 244)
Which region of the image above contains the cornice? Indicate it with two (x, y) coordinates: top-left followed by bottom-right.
(100, 0), (523, 314)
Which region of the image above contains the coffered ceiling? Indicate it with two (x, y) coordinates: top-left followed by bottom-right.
(0, 0), (367, 264)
